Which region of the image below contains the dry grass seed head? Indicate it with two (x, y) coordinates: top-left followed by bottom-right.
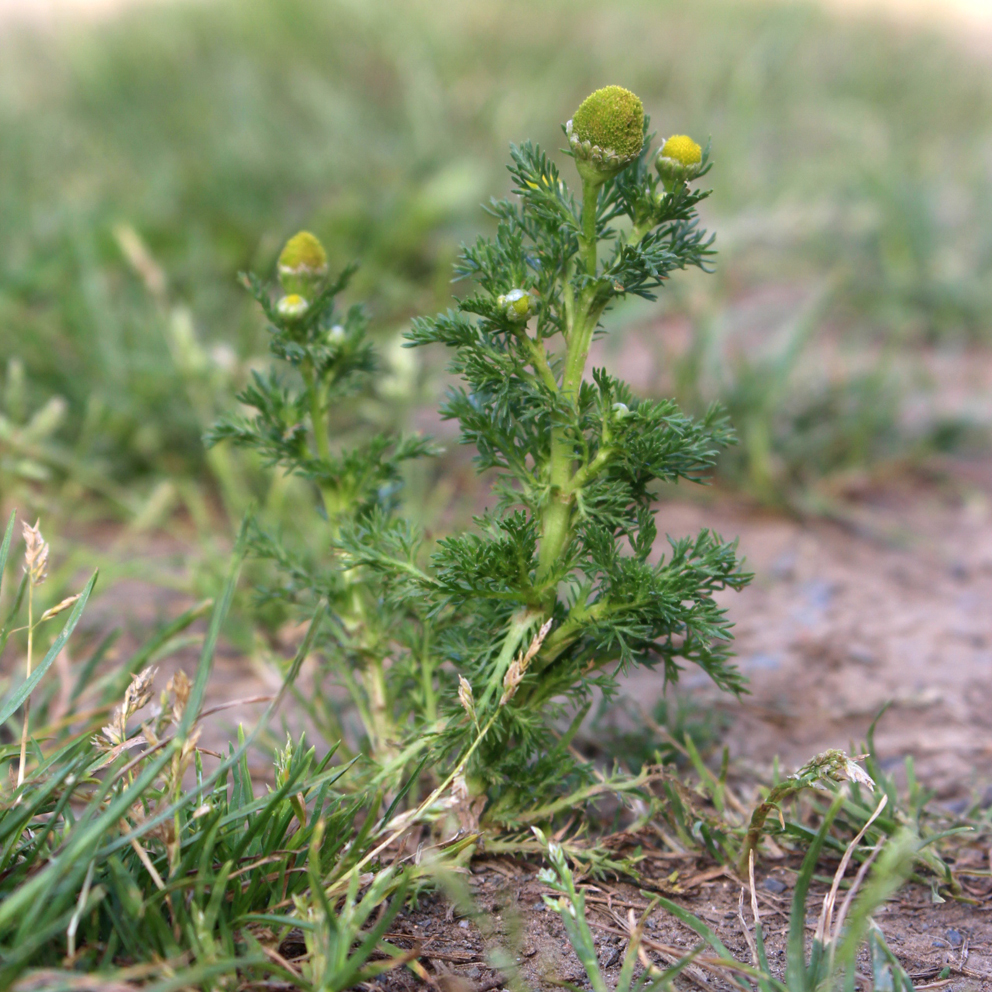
(22, 520), (48, 585)
(457, 675), (475, 718)
(39, 594), (81, 622)
(100, 667), (158, 749)
(167, 669), (191, 724)
(500, 617), (553, 705)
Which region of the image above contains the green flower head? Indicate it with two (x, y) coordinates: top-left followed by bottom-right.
(278, 231), (328, 294)
(566, 85), (644, 184)
(573, 86), (644, 159)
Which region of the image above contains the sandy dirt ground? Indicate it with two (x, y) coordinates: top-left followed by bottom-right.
(368, 855), (992, 992)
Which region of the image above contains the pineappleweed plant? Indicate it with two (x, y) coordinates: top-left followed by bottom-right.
(209, 85), (751, 822)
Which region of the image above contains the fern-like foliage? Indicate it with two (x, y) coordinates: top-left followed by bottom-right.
(208, 99), (751, 817)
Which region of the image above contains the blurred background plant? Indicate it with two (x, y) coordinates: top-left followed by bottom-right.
(2, 0), (992, 531)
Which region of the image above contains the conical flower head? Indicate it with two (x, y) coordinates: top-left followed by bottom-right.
(573, 86), (644, 159)
(277, 231), (328, 295)
(566, 85), (644, 184)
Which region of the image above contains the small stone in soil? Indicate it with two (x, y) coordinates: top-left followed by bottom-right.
(763, 877), (788, 894)
(600, 948), (620, 968)
(947, 929), (963, 947)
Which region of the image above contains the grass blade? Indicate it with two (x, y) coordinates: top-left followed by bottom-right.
(0, 571), (97, 731)
(0, 510), (16, 595)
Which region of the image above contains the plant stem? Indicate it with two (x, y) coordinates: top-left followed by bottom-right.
(420, 624), (436, 723)
(304, 361), (332, 466)
(16, 582), (33, 789)
(302, 360), (399, 762)
(737, 781), (794, 876)
(364, 658), (396, 763)
(302, 361), (338, 524)
(535, 179), (602, 592)
(580, 178), (599, 277)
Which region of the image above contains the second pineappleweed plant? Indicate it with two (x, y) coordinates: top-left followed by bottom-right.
(208, 85), (751, 820)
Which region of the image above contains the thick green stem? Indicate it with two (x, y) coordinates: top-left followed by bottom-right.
(570, 445), (614, 491)
(535, 493), (571, 594)
(302, 362), (397, 757)
(522, 335), (559, 395)
(580, 178), (600, 277)
(536, 180), (603, 591)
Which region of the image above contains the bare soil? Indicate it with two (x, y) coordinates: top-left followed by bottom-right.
(361, 848), (992, 992)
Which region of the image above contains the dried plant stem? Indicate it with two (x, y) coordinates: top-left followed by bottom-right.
(16, 581), (34, 789)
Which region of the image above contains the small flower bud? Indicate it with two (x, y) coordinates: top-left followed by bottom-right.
(277, 294), (309, 320)
(655, 134), (703, 189)
(277, 231), (328, 295)
(612, 401), (630, 418)
(328, 324), (346, 341)
(566, 85), (645, 185)
(496, 288), (535, 323)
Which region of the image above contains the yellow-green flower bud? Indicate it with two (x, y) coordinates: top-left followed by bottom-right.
(655, 134), (703, 189)
(277, 293), (309, 320)
(497, 288), (535, 323)
(277, 231), (328, 295)
(566, 85), (644, 185)
(612, 401), (630, 419)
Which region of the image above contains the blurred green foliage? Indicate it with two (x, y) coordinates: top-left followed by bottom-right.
(1, 0), (991, 507)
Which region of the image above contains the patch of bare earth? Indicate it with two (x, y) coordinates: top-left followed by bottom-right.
(364, 854), (992, 992)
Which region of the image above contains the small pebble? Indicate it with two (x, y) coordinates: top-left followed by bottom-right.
(947, 929), (963, 947)
(458, 919), (470, 928)
(932, 939), (949, 949)
(762, 877), (788, 894)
